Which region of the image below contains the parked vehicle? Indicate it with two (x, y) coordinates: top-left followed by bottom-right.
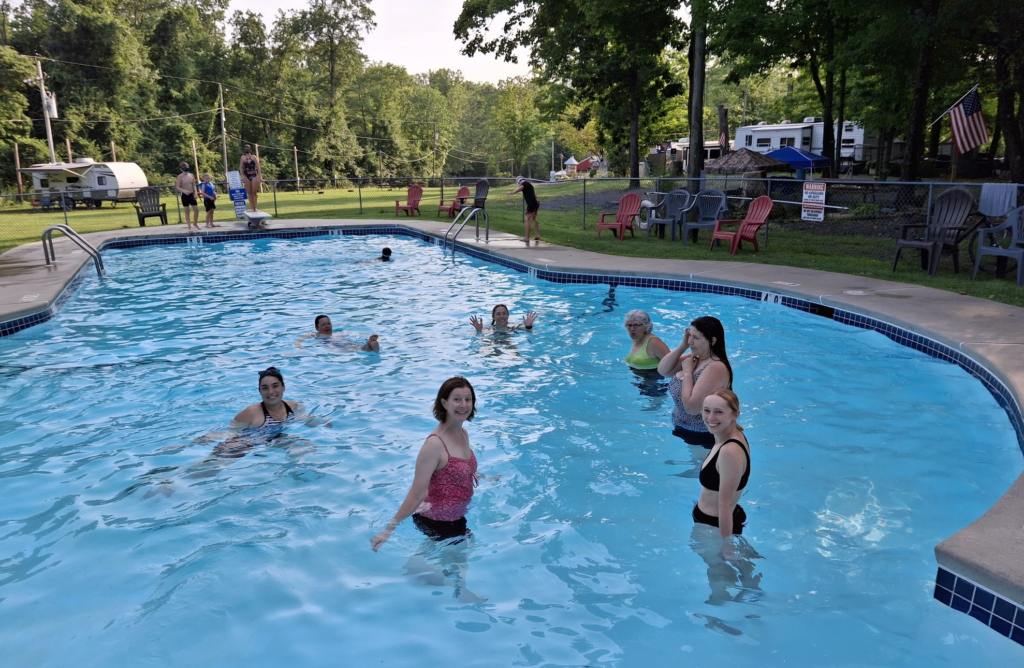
(21, 158), (149, 208)
(733, 118), (867, 160)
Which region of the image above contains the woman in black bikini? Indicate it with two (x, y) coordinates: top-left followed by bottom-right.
(239, 144), (262, 212)
(508, 177), (541, 242)
(694, 388), (750, 538)
(232, 367), (298, 428)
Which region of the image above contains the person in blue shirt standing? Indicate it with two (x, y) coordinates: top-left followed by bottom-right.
(200, 173), (219, 229)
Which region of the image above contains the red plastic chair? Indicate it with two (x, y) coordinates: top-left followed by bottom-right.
(709, 196), (774, 254)
(395, 185), (423, 216)
(437, 186), (470, 217)
(596, 193), (642, 240)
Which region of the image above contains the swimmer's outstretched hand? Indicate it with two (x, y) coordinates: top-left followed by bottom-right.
(521, 311), (537, 329)
(370, 529), (392, 551)
(469, 315), (484, 332)
(364, 334), (380, 353)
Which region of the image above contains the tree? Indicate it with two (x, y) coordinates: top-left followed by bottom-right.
(289, 0), (373, 112)
(492, 77), (545, 176)
(455, 0), (684, 183)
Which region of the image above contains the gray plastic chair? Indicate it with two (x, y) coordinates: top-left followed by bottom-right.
(972, 204), (1024, 286)
(892, 187), (974, 276)
(644, 189), (693, 241)
(680, 189), (728, 245)
(132, 187), (168, 226)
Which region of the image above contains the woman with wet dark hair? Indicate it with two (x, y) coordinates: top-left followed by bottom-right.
(469, 304), (537, 332)
(232, 367), (299, 428)
(657, 316), (733, 447)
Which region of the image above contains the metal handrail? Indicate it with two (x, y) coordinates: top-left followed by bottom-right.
(42, 224), (104, 278)
(442, 206), (490, 256)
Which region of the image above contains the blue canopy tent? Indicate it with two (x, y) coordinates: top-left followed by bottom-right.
(765, 146), (831, 178)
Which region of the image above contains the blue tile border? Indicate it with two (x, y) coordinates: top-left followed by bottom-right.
(3, 223), (1024, 644)
(934, 567), (1024, 645)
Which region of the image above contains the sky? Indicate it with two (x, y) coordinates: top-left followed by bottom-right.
(227, 0), (532, 84)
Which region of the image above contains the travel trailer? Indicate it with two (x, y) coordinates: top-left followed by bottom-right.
(733, 118), (867, 160)
(21, 158), (148, 208)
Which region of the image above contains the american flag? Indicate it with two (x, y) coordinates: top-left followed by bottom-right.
(949, 89), (989, 154)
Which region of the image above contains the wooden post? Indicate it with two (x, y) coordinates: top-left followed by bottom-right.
(191, 139), (200, 178)
(293, 145), (300, 186)
(950, 148), (959, 182)
(255, 144), (265, 192)
(110, 140), (117, 162)
(14, 142), (24, 196)
(65, 137), (73, 162)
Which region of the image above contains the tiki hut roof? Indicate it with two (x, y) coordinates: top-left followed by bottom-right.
(703, 148), (792, 174)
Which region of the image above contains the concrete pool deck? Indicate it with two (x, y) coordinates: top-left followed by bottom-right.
(1, 216), (1023, 638)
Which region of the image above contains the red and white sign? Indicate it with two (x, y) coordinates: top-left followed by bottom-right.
(801, 181), (826, 222)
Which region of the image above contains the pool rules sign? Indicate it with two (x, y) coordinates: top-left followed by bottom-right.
(801, 182), (826, 222)
(227, 171), (248, 219)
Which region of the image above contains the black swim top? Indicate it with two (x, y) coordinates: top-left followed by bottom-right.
(261, 401), (294, 427)
(698, 438), (750, 492)
(243, 156), (258, 179)
(521, 181), (539, 208)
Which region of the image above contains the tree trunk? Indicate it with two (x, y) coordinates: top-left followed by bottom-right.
(995, 45), (1023, 182)
(687, 15), (707, 182)
(807, 53), (834, 178)
(901, 16), (936, 182)
(629, 98), (640, 187)
(928, 115), (940, 159)
(835, 68), (847, 169)
(717, 104), (729, 154)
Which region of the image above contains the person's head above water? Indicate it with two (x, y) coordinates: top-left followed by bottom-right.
(690, 315), (733, 387)
(380, 247), (392, 261)
(432, 376), (476, 423)
(491, 304), (510, 326)
(258, 366), (284, 386)
(623, 309), (653, 335)
(314, 314), (333, 336)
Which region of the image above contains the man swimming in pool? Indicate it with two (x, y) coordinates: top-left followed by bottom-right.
(295, 314), (380, 352)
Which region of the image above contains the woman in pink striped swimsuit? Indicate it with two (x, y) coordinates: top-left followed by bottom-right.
(371, 377), (481, 550)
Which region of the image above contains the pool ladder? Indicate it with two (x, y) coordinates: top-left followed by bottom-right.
(41, 224), (104, 278)
(442, 205), (489, 257)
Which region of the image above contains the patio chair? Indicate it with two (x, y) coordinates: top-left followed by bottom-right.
(972, 204), (1024, 287)
(680, 189), (728, 245)
(708, 196), (774, 255)
(438, 186), (470, 218)
(132, 187), (168, 226)
(891, 187), (973, 277)
(470, 179), (489, 209)
(644, 189), (693, 241)
(395, 185), (423, 216)
(596, 193), (642, 241)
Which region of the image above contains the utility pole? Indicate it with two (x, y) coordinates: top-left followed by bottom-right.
(218, 84), (229, 179)
(29, 59), (57, 164)
(432, 122), (438, 180)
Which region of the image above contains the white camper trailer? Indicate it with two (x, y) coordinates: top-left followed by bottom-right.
(21, 158), (148, 208)
(733, 118), (867, 160)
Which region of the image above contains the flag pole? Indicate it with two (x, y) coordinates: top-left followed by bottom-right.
(928, 84), (979, 128)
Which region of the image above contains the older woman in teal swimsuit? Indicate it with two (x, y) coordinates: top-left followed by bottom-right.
(623, 310), (670, 370)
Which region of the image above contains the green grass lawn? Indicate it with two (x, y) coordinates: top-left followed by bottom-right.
(2, 183), (1021, 307)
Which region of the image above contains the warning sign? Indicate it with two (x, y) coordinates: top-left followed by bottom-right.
(801, 181), (826, 221)
(227, 170), (248, 219)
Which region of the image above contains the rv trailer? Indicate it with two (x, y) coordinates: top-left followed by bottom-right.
(733, 118), (867, 160)
(21, 158), (149, 208)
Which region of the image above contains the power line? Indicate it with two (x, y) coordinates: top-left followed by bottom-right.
(225, 108), (435, 142)
(2, 109), (217, 125)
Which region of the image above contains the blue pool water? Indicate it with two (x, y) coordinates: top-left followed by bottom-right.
(0, 234), (1021, 666)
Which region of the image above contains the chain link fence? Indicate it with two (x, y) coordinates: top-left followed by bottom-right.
(2, 176), (1020, 255)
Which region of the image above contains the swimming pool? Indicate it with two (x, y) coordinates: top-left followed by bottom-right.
(0, 233), (1021, 666)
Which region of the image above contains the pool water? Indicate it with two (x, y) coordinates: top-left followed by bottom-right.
(0, 234), (1021, 666)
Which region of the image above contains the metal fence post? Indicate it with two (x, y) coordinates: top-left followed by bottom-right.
(357, 178), (363, 214)
(61, 192), (69, 227)
(440, 177), (444, 203)
(272, 181), (278, 217)
(582, 178), (586, 229)
(926, 182), (934, 225)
